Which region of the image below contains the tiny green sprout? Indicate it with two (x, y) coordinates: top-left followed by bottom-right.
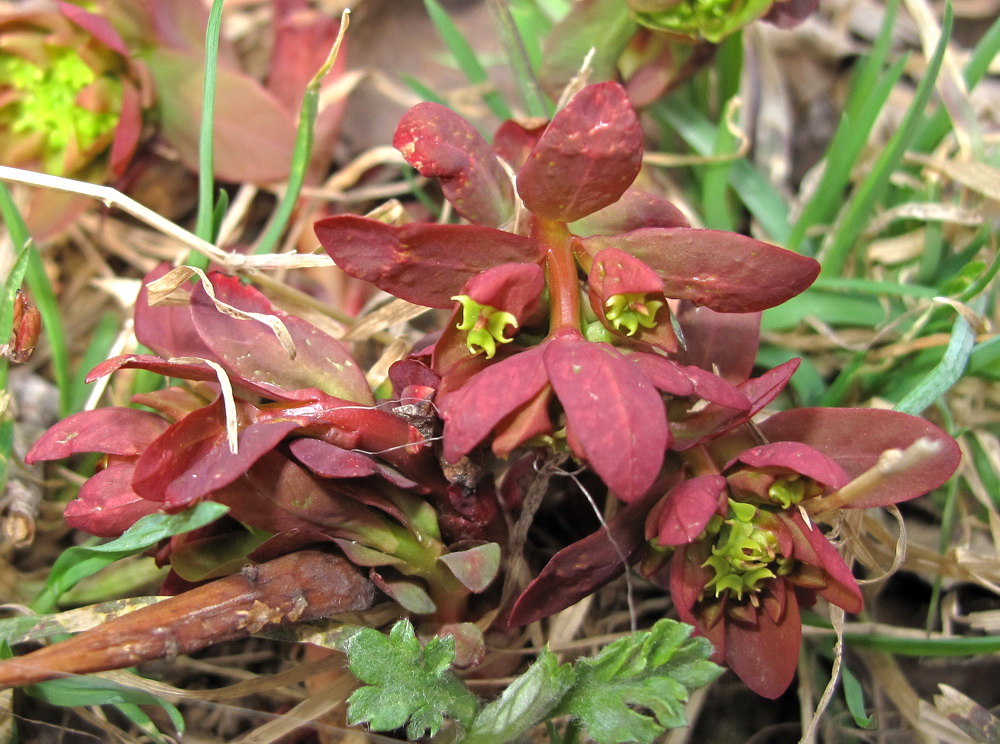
(768, 477), (808, 509)
(452, 295), (518, 359)
(702, 500), (780, 600)
(1, 49), (120, 174)
(604, 293), (663, 336)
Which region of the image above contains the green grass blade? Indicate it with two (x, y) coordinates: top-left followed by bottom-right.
(423, 0), (512, 121)
(255, 14), (348, 255)
(910, 13), (1000, 153)
(786, 59), (906, 253)
(31, 501), (230, 614)
(700, 97), (740, 231)
(893, 304), (973, 415)
(819, 3), (954, 276)
(652, 100), (790, 242)
(67, 311), (122, 414)
(488, 0), (552, 118)
(786, 0), (901, 252)
(191, 0), (225, 265)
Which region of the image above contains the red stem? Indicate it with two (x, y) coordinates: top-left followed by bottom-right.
(532, 217), (580, 334)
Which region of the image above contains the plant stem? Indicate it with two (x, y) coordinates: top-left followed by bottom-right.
(533, 217), (580, 334)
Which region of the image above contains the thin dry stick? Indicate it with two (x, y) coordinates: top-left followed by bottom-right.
(805, 437), (944, 516)
(0, 165), (227, 264)
(499, 452), (569, 609)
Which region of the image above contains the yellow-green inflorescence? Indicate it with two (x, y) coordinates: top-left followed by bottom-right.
(1, 49), (120, 173)
(452, 295), (518, 359)
(631, 0), (774, 42)
(702, 499), (788, 600)
(604, 292), (663, 336)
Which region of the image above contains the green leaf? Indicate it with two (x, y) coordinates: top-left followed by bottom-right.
(31, 501), (230, 614)
(894, 308), (974, 415)
(466, 648), (575, 744)
(346, 619), (479, 739)
(553, 619), (723, 744)
(194, 0), (225, 254)
(842, 663), (875, 728)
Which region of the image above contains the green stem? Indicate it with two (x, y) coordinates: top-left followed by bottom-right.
(533, 218), (580, 334)
(193, 0), (225, 252)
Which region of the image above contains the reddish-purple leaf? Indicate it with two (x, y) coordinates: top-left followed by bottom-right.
(570, 190), (689, 237)
(440, 346), (550, 462)
(725, 586), (802, 699)
(758, 408), (961, 508)
(148, 48), (297, 183)
(314, 216), (544, 308)
(492, 119), (545, 171)
(25, 408), (168, 463)
(290, 438), (384, 479)
(65, 462), (162, 537)
(189, 275), (373, 405)
(509, 489), (659, 626)
(131, 398), (237, 504)
(655, 475), (727, 546)
(134, 264), (213, 360)
(729, 442), (851, 491)
(214, 452), (388, 540)
(784, 510), (863, 613)
(517, 82), (643, 222)
(464, 262), (545, 324)
(576, 229), (820, 311)
(167, 418), (307, 507)
(86, 354), (329, 404)
(132, 386), (212, 423)
(543, 333), (669, 501)
(627, 353), (749, 411)
(675, 304), (761, 383)
(437, 543), (501, 593)
(394, 102), (514, 227)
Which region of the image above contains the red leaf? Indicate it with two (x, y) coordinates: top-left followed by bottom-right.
(65, 462), (162, 537)
(517, 82), (643, 222)
(675, 304), (761, 384)
(439, 347), (550, 462)
(493, 119), (545, 171)
(290, 438), (384, 479)
(509, 489), (659, 626)
(730, 442), (851, 491)
(189, 275), (373, 405)
(148, 48), (297, 183)
(543, 334), (669, 501)
(758, 408), (961, 508)
(214, 451), (388, 540)
(570, 190), (689, 237)
(655, 475), (727, 546)
(131, 398), (239, 505)
(394, 102), (514, 227)
(314, 216), (543, 308)
(25, 409), (168, 463)
(784, 510), (863, 613)
(134, 264), (212, 361)
(576, 229), (820, 311)
(725, 586), (802, 699)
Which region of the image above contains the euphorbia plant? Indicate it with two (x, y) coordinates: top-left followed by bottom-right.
(316, 81), (819, 503)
